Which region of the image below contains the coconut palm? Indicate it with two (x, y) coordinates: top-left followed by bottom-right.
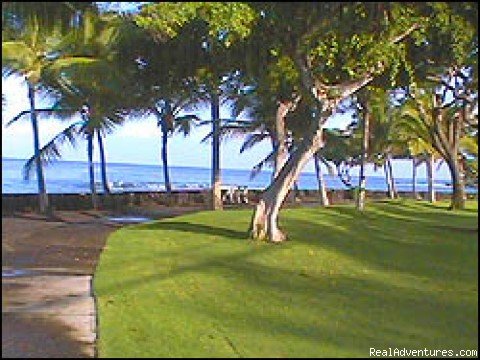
(2, 12), (100, 214)
(109, 21), (205, 196)
(397, 86), (475, 209)
(391, 106), (442, 203)
(11, 11), (141, 209)
(150, 100), (200, 194)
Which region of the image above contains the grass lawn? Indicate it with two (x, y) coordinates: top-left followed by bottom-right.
(94, 199), (478, 358)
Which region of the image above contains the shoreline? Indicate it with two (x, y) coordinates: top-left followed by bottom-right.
(3, 189), (477, 215)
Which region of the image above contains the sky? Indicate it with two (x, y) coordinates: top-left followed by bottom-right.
(2, 74), (452, 180)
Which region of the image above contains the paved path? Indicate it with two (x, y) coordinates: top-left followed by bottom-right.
(2, 208), (203, 358)
(2, 212), (119, 358)
(2, 270), (96, 357)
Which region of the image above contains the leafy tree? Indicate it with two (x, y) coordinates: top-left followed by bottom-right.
(244, 3), (477, 240)
(395, 2), (478, 209)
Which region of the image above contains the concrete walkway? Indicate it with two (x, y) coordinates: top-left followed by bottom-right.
(2, 208), (203, 358)
(2, 268), (96, 358)
(2, 212), (119, 358)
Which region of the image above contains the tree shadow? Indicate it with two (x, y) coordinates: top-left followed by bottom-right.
(95, 202), (478, 356)
(281, 209), (477, 284)
(127, 220), (249, 241)
(96, 242), (478, 356)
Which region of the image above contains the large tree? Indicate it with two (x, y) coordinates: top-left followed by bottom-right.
(132, 2), (475, 239)
(247, 3), (478, 241)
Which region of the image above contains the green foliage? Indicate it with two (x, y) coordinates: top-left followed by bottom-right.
(267, 55), (299, 99)
(135, 2), (257, 46)
(95, 201), (478, 357)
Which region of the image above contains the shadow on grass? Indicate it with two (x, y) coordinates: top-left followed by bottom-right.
(95, 203), (478, 356)
(358, 200), (477, 226)
(186, 271), (478, 356)
(126, 220), (249, 241)
(96, 243), (478, 356)
(283, 214), (477, 284)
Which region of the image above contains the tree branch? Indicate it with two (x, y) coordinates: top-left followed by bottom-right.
(314, 23), (421, 101)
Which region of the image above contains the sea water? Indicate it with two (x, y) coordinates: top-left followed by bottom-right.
(1, 157), (472, 194)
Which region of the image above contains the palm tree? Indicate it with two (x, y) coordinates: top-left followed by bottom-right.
(9, 10), (143, 210)
(110, 23), (204, 196)
(151, 100), (199, 194)
(397, 86), (474, 209)
(2, 13), (99, 214)
(355, 91), (371, 210)
(391, 108), (441, 203)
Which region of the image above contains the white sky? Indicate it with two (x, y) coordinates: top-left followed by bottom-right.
(2, 75), (452, 179)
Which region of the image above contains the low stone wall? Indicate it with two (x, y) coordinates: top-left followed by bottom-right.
(2, 189), (475, 215)
(2, 191), (209, 215)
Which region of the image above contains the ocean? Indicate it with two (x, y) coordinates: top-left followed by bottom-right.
(1, 157), (471, 195)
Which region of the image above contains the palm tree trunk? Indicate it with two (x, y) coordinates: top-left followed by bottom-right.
(387, 155), (397, 198)
(412, 157), (417, 200)
(97, 130), (110, 194)
(160, 121), (172, 194)
(356, 101), (370, 211)
(250, 126), (323, 242)
(87, 131), (98, 210)
(426, 153), (435, 203)
(290, 181), (299, 204)
(27, 82), (49, 214)
(384, 162), (393, 199)
(314, 153), (329, 206)
(211, 91), (222, 210)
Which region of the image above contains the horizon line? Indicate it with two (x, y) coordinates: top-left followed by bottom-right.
(2, 156), (452, 180)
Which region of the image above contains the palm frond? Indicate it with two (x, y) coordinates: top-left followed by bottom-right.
(174, 114), (199, 136)
(5, 106), (76, 127)
(460, 135), (478, 156)
(23, 120), (82, 180)
(5, 110), (31, 127)
(250, 150), (275, 179)
(240, 132), (269, 153)
(2, 41), (35, 72)
(317, 155), (335, 176)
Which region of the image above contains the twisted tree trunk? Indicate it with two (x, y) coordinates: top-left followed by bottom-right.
(28, 82), (49, 214)
(250, 22), (419, 242)
(447, 155), (466, 210)
(273, 101), (289, 178)
(250, 125), (324, 242)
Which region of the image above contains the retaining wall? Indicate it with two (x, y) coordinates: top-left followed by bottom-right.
(3, 189), (472, 215)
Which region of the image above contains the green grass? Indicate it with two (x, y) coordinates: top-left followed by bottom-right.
(94, 200), (478, 358)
